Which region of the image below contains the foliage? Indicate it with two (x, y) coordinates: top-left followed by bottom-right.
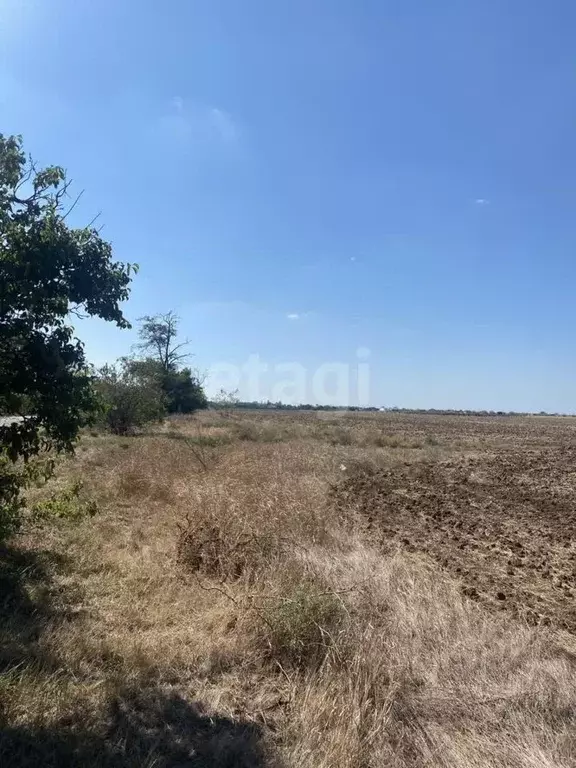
(130, 312), (207, 414)
(125, 358), (207, 415)
(211, 388), (240, 409)
(0, 134), (135, 529)
(163, 367), (207, 414)
(94, 362), (166, 435)
(0, 453), (54, 539)
(30, 480), (99, 523)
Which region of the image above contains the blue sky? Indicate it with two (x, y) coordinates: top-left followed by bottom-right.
(2, 0), (576, 410)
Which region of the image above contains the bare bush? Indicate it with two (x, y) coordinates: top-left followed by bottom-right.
(177, 512), (279, 580)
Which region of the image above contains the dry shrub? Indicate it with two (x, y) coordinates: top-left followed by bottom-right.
(325, 427), (354, 446)
(76, 435), (219, 505)
(234, 422), (287, 443)
(361, 430), (426, 449)
(176, 512), (279, 580)
(172, 441), (336, 582)
(177, 442), (338, 558)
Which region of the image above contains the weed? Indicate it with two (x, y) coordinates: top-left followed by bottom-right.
(0, 454), (55, 540)
(30, 481), (99, 523)
(373, 433), (401, 448)
(163, 423), (227, 470)
(261, 582), (345, 669)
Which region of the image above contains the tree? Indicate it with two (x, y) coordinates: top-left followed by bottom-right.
(133, 312), (207, 414)
(163, 367), (208, 413)
(94, 362), (165, 435)
(0, 134), (136, 526)
(136, 311), (190, 373)
(124, 358), (207, 415)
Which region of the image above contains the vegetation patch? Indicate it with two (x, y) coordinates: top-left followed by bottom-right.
(176, 512), (279, 580)
(30, 481), (99, 524)
(260, 582), (346, 669)
(234, 422), (288, 443)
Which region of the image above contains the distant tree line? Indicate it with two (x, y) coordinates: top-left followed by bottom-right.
(211, 400), (382, 412)
(209, 400), (568, 417)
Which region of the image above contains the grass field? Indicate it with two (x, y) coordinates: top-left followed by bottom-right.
(2, 409), (576, 767)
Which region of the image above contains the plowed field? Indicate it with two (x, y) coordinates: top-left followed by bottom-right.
(331, 416), (576, 633)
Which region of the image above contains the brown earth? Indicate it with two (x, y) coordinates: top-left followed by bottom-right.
(331, 422), (576, 633)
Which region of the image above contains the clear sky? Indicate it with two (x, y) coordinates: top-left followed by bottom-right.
(2, 0), (575, 410)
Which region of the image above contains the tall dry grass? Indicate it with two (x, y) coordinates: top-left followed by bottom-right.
(1, 411), (575, 767)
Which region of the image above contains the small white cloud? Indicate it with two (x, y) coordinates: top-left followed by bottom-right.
(287, 313), (300, 320)
(208, 107), (238, 143)
(475, 198), (490, 205)
(350, 256), (357, 262)
(157, 99), (239, 146)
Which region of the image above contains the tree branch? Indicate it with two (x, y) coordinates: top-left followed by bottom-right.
(62, 188), (85, 220)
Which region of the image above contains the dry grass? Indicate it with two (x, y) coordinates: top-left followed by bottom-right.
(1, 411), (576, 766)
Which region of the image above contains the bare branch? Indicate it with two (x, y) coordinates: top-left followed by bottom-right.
(193, 574), (240, 605)
(14, 160), (36, 194)
(69, 305), (90, 320)
(62, 188), (85, 220)
(192, 367), (208, 386)
(136, 311), (192, 372)
(54, 178), (73, 206)
(170, 341), (191, 355)
(86, 211), (102, 230)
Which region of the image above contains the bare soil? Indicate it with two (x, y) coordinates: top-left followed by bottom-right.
(331, 416), (576, 633)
